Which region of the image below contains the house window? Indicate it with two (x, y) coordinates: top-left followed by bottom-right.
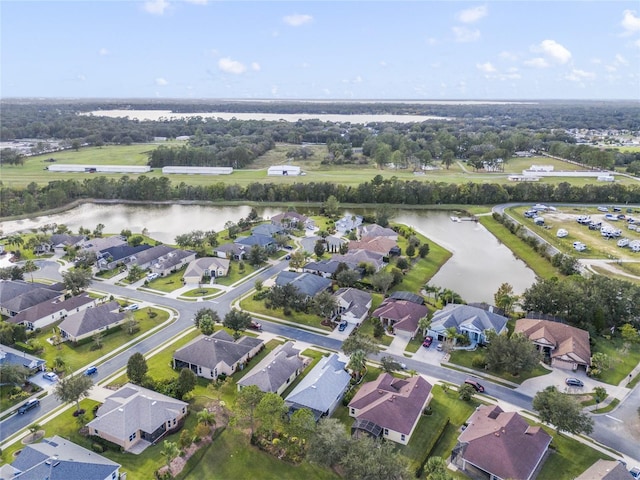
(350, 408), (355, 415)
(173, 418), (176, 425)
(401, 434), (406, 442)
(129, 432), (137, 441)
(182, 407), (186, 414)
(112, 473), (117, 479)
(383, 429), (389, 436)
(198, 366), (202, 374)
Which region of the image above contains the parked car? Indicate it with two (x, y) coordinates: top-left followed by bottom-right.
(285, 255), (291, 260)
(422, 335), (433, 347)
(125, 303), (139, 311)
(436, 343), (444, 352)
(146, 272), (159, 281)
(598, 206), (609, 212)
(43, 372), (59, 382)
(284, 245), (293, 250)
(464, 378), (485, 392)
(249, 320), (262, 331)
(630, 466), (640, 479)
(338, 321), (348, 332)
(565, 377), (584, 387)
(84, 366), (98, 376)
(18, 399), (40, 414)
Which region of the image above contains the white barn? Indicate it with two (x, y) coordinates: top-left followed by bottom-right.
(47, 164), (151, 173)
(162, 166), (233, 175)
(267, 165), (302, 176)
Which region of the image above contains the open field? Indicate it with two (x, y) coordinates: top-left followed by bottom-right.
(3, 142), (638, 189)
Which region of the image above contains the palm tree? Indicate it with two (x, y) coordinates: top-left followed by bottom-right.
(7, 234), (24, 249)
(28, 423), (41, 442)
(197, 408), (215, 426)
(348, 350), (367, 381)
(161, 440), (180, 470)
(418, 316), (431, 337)
(23, 260), (37, 282)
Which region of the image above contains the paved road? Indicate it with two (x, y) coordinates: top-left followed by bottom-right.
(3, 251), (640, 463)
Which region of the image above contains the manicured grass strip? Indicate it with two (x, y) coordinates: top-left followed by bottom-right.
(479, 215), (559, 279)
(146, 267), (188, 292)
(180, 287), (221, 298)
(592, 398), (620, 414)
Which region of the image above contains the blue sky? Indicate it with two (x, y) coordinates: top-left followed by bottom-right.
(2, 1), (639, 100)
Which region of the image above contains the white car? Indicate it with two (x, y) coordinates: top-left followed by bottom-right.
(147, 272), (159, 281)
(43, 372), (59, 382)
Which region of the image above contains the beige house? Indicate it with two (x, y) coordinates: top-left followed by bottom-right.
(58, 301), (125, 343)
(173, 330), (264, 380)
(237, 342), (305, 395)
(88, 383), (188, 453)
(183, 257), (230, 284)
(515, 318), (591, 371)
(348, 373), (432, 445)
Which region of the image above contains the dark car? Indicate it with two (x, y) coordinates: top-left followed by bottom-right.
(285, 255), (291, 260)
(464, 378), (485, 393)
(284, 245), (293, 250)
(565, 377), (584, 387)
(338, 321), (348, 332)
(84, 366), (98, 376)
(422, 336), (433, 347)
(18, 399), (40, 414)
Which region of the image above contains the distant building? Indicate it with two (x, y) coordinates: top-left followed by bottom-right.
(267, 165), (301, 176)
(161, 166), (233, 175)
(47, 164), (151, 173)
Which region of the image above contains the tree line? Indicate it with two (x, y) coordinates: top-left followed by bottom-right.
(7, 175), (640, 218)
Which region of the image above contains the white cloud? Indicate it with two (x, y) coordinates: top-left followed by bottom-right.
(457, 5), (487, 24)
(251, 62), (261, 71)
(98, 48), (109, 56)
(477, 62), (496, 73)
(499, 51), (518, 61)
(615, 53), (629, 65)
(155, 77), (168, 86)
(565, 69), (595, 81)
(184, 0), (208, 4)
(524, 57), (549, 68)
(452, 26), (480, 43)
(143, 0), (170, 15)
(283, 14), (313, 27)
(621, 10), (640, 35)
(532, 39), (571, 64)
(218, 57), (246, 74)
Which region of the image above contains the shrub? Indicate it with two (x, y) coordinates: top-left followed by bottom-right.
(472, 354), (487, 369)
(91, 443), (104, 453)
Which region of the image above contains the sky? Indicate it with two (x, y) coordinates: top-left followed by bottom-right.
(1, 1), (639, 101)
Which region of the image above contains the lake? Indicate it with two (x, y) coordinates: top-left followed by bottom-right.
(0, 203), (536, 303)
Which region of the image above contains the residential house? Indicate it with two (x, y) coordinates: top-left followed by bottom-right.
(88, 383), (188, 453)
(214, 243), (247, 260)
(237, 342), (305, 395)
(128, 245), (175, 270)
(348, 236), (399, 256)
(252, 223), (284, 237)
(0, 280), (65, 317)
(349, 373), (432, 445)
(58, 301), (125, 343)
(331, 249), (386, 272)
(302, 259), (360, 279)
(8, 293), (96, 331)
(575, 460), (632, 480)
(274, 271), (332, 299)
(49, 234), (85, 252)
(372, 298), (429, 339)
(234, 233), (276, 252)
(285, 353), (351, 420)
(333, 287), (372, 325)
(96, 244), (152, 271)
(6, 435), (120, 480)
(173, 330), (264, 380)
(357, 224), (398, 241)
(451, 405), (552, 480)
(515, 318), (591, 371)
(149, 249), (197, 277)
(428, 304), (508, 346)
(0, 344), (46, 372)
(81, 236), (126, 254)
(389, 291), (425, 305)
(271, 211), (311, 230)
(335, 214), (363, 234)
(183, 257), (230, 284)
(301, 235), (345, 255)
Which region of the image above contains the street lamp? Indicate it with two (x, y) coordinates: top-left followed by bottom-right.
(47, 454), (59, 480)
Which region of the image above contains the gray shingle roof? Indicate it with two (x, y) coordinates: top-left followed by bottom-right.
(130, 245), (175, 266)
(98, 244), (152, 262)
(9, 435), (119, 480)
(275, 271), (332, 298)
(49, 234), (85, 248)
(58, 301), (124, 337)
(8, 294), (95, 325)
(235, 234), (275, 247)
(151, 249), (195, 271)
(252, 223), (283, 236)
(431, 304), (508, 335)
(0, 344), (46, 370)
(87, 384), (187, 443)
(0, 281), (63, 315)
(173, 330), (264, 371)
(237, 342), (304, 393)
(285, 353), (350, 417)
(183, 257), (230, 278)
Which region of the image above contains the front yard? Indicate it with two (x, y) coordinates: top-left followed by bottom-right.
(240, 296), (332, 331)
(591, 336), (640, 385)
(448, 348), (551, 384)
(145, 266), (187, 292)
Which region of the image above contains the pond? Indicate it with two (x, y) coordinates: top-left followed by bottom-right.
(1, 203), (536, 303)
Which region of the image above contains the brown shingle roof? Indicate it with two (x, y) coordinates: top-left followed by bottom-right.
(348, 237), (397, 255)
(349, 373), (432, 436)
(515, 319), (591, 366)
(372, 299), (429, 334)
(457, 405), (552, 480)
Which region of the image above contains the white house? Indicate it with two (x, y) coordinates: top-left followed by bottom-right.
(267, 165), (301, 176)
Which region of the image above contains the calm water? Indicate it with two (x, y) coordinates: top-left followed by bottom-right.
(1, 204), (535, 303)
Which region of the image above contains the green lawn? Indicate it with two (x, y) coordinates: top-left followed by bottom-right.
(94, 267), (123, 279)
(356, 317), (393, 346)
(175, 428), (338, 480)
(240, 296), (332, 331)
(448, 349), (550, 384)
(180, 287), (221, 298)
(146, 266), (187, 292)
(479, 215), (561, 279)
(214, 260), (258, 286)
(405, 336), (424, 354)
(592, 337), (640, 385)
(30, 307), (170, 374)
